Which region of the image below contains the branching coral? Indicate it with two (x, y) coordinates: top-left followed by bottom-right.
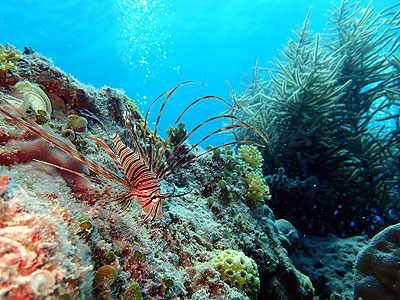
(238, 144), (271, 204)
(224, 1), (400, 236)
(0, 43), (21, 74)
(244, 170), (271, 203)
(239, 145), (263, 171)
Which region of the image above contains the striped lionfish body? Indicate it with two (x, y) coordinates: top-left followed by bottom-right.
(0, 82), (268, 222)
(109, 133), (165, 220)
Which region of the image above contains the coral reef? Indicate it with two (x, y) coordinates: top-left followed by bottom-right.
(0, 183), (92, 299)
(1, 2), (398, 299)
(224, 1), (400, 237)
(0, 46), (315, 300)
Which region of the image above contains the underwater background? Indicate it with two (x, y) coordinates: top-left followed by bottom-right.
(1, 0), (395, 141)
(1, 0), (400, 299)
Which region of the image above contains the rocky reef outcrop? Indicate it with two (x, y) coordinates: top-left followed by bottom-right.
(0, 47), (313, 299)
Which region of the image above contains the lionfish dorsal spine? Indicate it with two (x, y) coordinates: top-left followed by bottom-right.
(123, 111), (148, 164)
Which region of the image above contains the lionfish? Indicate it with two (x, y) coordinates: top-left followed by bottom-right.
(0, 82), (267, 221)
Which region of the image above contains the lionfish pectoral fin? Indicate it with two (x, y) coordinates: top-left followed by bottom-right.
(32, 159), (101, 184)
(137, 197), (164, 222)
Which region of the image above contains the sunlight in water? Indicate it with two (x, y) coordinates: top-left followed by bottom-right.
(114, 0), (175, 82)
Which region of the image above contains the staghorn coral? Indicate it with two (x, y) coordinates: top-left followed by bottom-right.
(224, 1), (400, 236)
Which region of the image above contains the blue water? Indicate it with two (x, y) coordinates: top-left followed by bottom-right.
(0, 0), (395, 145)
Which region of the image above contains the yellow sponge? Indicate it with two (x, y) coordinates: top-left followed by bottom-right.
(211, 249), (260, 299)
